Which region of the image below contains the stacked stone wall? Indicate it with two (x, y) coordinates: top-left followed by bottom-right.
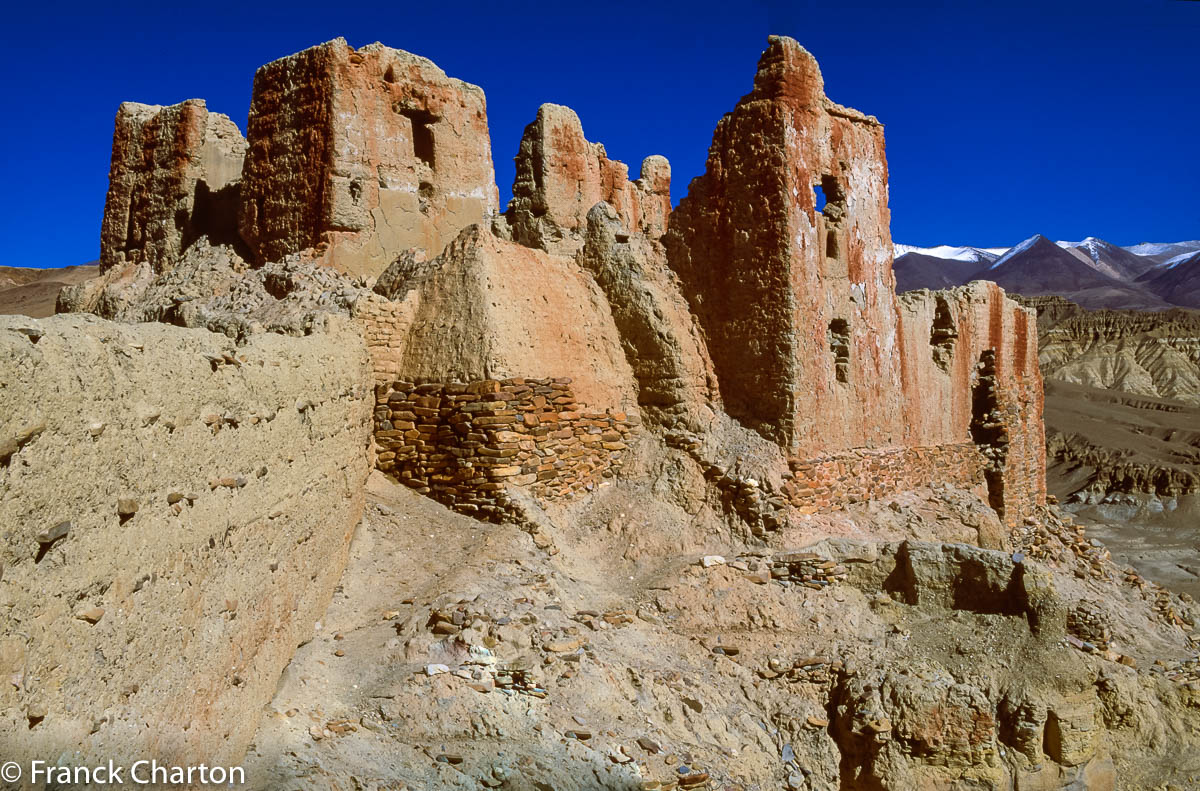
(782, 444), (986, 514)
(373, 377), (638, 519)
(352, 293), (416, 382)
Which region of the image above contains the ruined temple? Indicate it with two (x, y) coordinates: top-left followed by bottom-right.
(63, 34), (1043, 527)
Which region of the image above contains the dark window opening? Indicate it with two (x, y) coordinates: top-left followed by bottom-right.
(349, 178), (363, 204)
(418, 181), (433, 214)
(826, 231), (839, 260)
(930, 296), (958, 370)
(828, 318), (850, 383)
(412, 121), (435, 169)
(815, 174), (846, 223)
(970, 350), (1009, 516)
(821, 174), (844, 204)
(384, 65), (397, 84)
(397, 107), (437, 170)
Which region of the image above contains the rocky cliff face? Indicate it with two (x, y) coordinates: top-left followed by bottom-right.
(1017, 296), (1200, 495)
(1021, 295), (1200, 406)
(0, 314), (371, 767)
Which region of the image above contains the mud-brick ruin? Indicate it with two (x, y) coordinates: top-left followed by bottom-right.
(63, 34), (1044, 529)
(12, 34), (1200, 788)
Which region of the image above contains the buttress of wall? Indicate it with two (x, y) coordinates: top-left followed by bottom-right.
(897, 281), (1046, 524)
(360, 224), (640, 413)
(239, 38), (499, 278)
(352, 292), (420, 383)
(665, 36), (905, 456)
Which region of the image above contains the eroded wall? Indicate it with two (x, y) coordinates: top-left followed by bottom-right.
(239, 38), (499, 278)
(61, 100), (248, 317)
(665, 36), (904, 456)
(0, 314), (372, 767)
(100, 99), (246, 274)
(507, 103), (671, 255)
(370, 224), (640, 414)
(662, 36), (1045, 525)
(898, 282), (1046, 524)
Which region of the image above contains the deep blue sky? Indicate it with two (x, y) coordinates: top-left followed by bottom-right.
(3, 0), (1196, 267)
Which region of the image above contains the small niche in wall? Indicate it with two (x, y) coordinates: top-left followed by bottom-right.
(828, 318), (850, 383)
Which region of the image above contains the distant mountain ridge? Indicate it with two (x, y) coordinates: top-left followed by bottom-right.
(894, 236), (1200, 309)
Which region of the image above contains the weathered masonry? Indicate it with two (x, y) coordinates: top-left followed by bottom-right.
(70, 35), (1046, 526)
(372, 378), (637, 519)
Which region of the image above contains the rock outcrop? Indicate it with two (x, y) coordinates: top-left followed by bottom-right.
(0, 314), (371, 767)
(506, 103), (671, 255)
(239, 39), (498, 278)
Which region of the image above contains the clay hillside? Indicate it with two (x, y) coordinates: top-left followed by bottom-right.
(3, 37), (1198, 790)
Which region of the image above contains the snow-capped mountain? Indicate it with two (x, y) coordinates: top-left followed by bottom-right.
(892, 244), (1006, 263)
(1136, 250), (1200, 308)
(893, 234), (1200, 309)
(1158, 249), (1200, 271)
(1123, 240), (1200, 264)
(1055, 237), (1158, 281)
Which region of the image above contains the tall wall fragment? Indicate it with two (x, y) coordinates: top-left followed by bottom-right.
(238, 38), (499, 278)
(898, 282), (1046, 522)
(58, 100), (247, 317)
(664, 36), (904, 456)
(664, 35), (1045, 525)
(99, 99), (247, 274)
(507, 104), (671, 255)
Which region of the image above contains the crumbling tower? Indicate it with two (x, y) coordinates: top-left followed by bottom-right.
(238, 38), (499, 277)
(665, 36), (905, 456)
(99, 99), (246, 274)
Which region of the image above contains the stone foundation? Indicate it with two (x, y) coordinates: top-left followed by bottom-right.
(373, 377), (637, 519)
(783, 444), (986, 513)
